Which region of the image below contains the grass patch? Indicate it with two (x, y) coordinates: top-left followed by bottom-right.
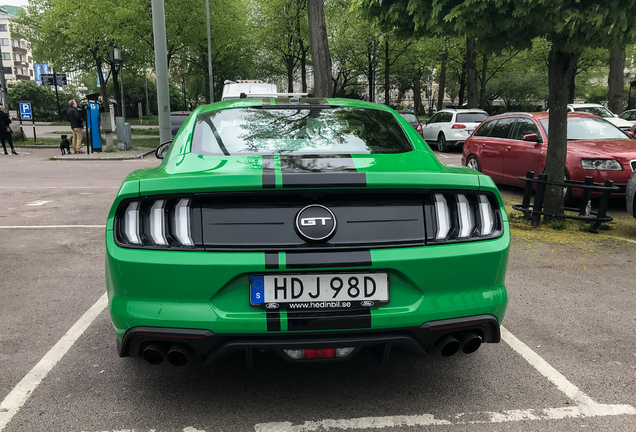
(53, 128), (159, 136)
(16, 135), (159, 148)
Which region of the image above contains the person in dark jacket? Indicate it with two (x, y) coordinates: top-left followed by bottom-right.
(66, 99), (84, 154)
(0, 105), (16, 155)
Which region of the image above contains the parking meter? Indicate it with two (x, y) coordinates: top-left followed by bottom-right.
(86, 101), (102, 152)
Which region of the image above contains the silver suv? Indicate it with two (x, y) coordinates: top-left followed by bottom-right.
(422, 109), (489, 152)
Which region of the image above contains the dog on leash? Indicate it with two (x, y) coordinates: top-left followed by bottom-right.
(60, 135), (71, 155)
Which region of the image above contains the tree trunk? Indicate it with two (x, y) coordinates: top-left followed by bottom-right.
(307, 0), (333, 97)
(287, 56), (294, 92)
(111, 63), (121, 116)
(608, 46), (626, 114)
(568, 69), (576, 104)
(413, 73), (423, 114)
(543, 48), (580, 220)
(479, 53), (488, 109)
(466, 37), (478, 108)
(301, 41), (308, 93)
(458, 61), (466, 107)
(437, 44), (448, 112)
(384, 39), (390, 105)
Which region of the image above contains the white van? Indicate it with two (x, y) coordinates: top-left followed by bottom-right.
(221, 80), (278, 101)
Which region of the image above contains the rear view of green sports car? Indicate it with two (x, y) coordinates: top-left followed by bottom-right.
(105, 98), (509, 367)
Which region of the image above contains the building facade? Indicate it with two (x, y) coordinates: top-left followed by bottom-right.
(0, 5), (34, 88)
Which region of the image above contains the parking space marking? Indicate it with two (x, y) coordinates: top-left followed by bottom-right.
(0, 187), (119, 189)
(0, 225), (105, 229)
(253, 326), (636, 431)
(26, 200), (51, 206)
(0, 294), (108, 432)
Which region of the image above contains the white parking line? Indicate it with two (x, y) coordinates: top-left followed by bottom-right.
(0, 294), (108, 431)
(252, 325), (636, 431)
(0, 225), (105, 229)
(0, 186), (119, 189)
(26, 200), (51, 206)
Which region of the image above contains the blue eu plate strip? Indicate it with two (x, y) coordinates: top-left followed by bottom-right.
(251, 275), (264, 304)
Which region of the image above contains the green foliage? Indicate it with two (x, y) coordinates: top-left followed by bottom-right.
(7, 81), (57, 121)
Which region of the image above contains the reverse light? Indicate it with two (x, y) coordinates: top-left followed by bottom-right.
(123, 201), (141, 245)
(478, 195), (494, 236)
(434, 194), (451, 240)
(336, 347), (355, 358)
(452, 124), (466, 129)
(173, 199), (194, 246)
(456, 194), (475, 238)
(283, 349), (304, 360)
(149, 200), (168, 246)
(581, 159), (622, 171)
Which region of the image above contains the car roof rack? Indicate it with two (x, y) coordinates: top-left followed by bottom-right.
(239, 92), (311, 99)
(492, 112), (535, 117)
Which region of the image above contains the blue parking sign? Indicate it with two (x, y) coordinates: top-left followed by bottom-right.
(19, 102), (33, 120)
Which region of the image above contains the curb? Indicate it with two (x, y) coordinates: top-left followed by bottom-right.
(12, 145), (156, 160)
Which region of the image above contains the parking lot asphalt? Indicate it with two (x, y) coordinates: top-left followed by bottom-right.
(1, 148), (635, 432)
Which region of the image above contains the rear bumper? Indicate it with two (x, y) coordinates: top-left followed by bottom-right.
(118, 314), (501, 365)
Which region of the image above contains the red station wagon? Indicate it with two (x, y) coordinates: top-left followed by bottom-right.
(462, 112), (636, 197)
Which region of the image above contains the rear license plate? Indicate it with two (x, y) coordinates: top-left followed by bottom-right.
(250, 273), (389, 309)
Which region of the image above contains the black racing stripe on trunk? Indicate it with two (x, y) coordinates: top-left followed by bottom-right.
(266, 309), (281, 332)
(287, 309), (371, 331)
(279, 155), (366, 188)
(265, 252), (279, 269)
(286, 251), (372, 269)
(262, 155), (276, 189)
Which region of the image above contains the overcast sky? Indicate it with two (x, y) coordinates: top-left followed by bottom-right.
(2, 1), (29, 8)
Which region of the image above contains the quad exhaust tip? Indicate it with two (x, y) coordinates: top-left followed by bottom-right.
(434, 331), (483, 357)
(142, 343), (194, 367)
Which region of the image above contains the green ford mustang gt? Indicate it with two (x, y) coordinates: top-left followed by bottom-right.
(105, 98), (509, 367)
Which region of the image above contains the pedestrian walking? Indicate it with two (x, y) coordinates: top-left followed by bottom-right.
(0, 106), (17, 155)
(66, 99), (84, 154)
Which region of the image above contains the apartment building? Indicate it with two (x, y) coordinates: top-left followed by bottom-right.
(0, 5), (34, 87)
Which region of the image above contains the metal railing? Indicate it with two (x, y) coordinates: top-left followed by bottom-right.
(511, 171), (619, 233)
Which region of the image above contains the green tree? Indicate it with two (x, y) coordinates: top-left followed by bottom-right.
(7, 81), (57, 121)
(357, 0), (636, 219)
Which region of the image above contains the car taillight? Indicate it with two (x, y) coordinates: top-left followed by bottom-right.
(115, 197), (200, 249)
(416, 123), (423, 132)
(283, 347), (355, 360)
(424, 192), (502, 243)
(452, 124), (466, 129)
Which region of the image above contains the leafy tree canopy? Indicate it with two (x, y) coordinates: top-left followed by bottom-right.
(355, 0), (636, 54)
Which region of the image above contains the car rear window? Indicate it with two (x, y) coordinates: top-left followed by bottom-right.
(539, 116), (630, 140)
(191, 107), (413, 155)
(456, 113), (488, 123)
(399, 112), (418, 123)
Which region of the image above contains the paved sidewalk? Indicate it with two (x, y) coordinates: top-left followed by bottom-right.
(13, 145), (156, 160)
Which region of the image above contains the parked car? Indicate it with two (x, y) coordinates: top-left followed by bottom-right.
(106, 98), (510, 367)
(567, 103), (633, 130)
(422, 109), (489, 152)
(397, 111), (423, 136)
(170, 111), (191, 139)
(221, 80), (278, 101)
(627, 172), (636, 218)
(619, 109), (636, 125)
(462, 112), (636, 198)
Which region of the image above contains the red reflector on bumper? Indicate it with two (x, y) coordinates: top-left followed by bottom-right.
(304, 348), (336, 359)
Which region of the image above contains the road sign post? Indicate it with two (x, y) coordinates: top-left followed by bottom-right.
(18, 101), (35, 142)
